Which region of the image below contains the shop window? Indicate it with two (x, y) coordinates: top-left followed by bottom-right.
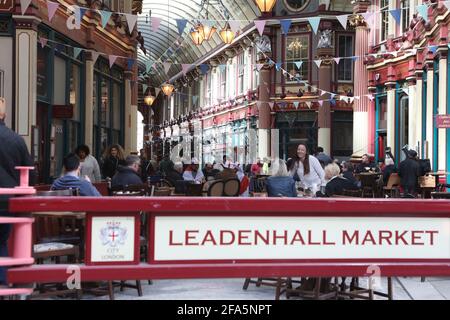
(54, 56), (66, 105)
(286, 35), (309, 82)
(332, 111), (353, 157)
(337, 35), (353, 82)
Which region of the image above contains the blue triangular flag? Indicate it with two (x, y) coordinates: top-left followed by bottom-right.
(73, 47), (82, 59)
(127, 59), (135, 70)
(275, 62), (282, 71)
(80, 7), (88, 20)
(200, 64), (209, 75)
(100, 10), (112, 28)
(294, 61), (303, 69)
(176, 19), (188, 35)
(351, 56), (359, 62)
(429, 45), (438, 54)
(293, 101), (299, 109)
(417, 4), (428, 23)
(389, 9), (401, 25)
(280, 19), (292, 35)
(308, 17), (321, 34)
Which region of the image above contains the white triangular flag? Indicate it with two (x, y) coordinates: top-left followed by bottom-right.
(163, 62), (171, 75)
(124, 13), (138, 33)
(444, 1), (450, 11)
(268, 102), (274, 110)
(20, 0), (33, 15)
(305, 101), (312, 109)
(334, 58), (341, 64)
(109, 55), (118, 68)
(91, 51), (100, 64)
(336, 15), (349, 29)
(229, 21), (241, 34)
(155, 88), (161, 97)
(314, 60), (322, 68)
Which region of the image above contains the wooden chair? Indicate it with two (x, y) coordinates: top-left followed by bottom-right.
(110, 184), (149, 196)
(243, 277), (293, 300)
(383, 173), (401, 198)
(207, 180), (224, 197)
(152, 188), (172, 196)
(337, 277), (393, 300)
(223, 178), (240, 197)
(418, 175), (436, 199)
(159, 179), (173, 188)
(358, 174), (379, 198)
(285, 277), (339, 300)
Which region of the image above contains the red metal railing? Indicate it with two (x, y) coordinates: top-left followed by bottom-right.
(0, 167), (35, 296)
(4, 196), (450, 288)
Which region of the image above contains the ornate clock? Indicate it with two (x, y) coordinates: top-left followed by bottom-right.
(283, 0), (310, 12)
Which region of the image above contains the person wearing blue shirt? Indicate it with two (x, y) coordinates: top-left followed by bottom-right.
(266, 159), (297, 197)
(52, 153), (101, 197)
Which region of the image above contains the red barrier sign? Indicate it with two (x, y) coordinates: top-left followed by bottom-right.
(436, 115), (450, 128)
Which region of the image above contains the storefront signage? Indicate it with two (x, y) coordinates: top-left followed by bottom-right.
(436, 115), (450, 128)
(151, 216), (450, 262)
(52, 104), (73, 119)
(86, 213), (140, 265)
(0, 0), (14, 12)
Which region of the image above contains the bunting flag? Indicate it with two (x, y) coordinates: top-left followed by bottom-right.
(307, 17), (321, 34)
(176, 19), (188, 35)
(163, 62), (171, 74)
(124, 13), (138, 32)
(429, 45), (438, 54)
(47, 1), (59, 22)
(39, 37), (48, 48)
(294, 61), (303, 69)
(200, 64), (209, 75)
(351, 56), (359, 62)
(155, 88), (161, 97)
(330, 93), (336, 100)
(127, 58), (135, 70)
(254, 20), (266, 36)
(109, 55), (118, 68)
(91, 51), (100, 65)
(390, 9), (401, 25)
(192, 95), (199, 105)
(268, 102), (274, 111)
(336, 15), (349, 30)
(305, 101), (312, 109)
(80, 7), (88, 20)
(181, 64), (191, 75)
(146, 60), (153, 73)
(314, 60), (322, 68)
(280, 19), (292, 35)
(275, 62), (282, 71)
(361, 12), (374, 23)
(142, 84), (148, 95)
(152, 17), (162, 32)
(20, 0), (33, 15)
(229, 21), (241, 34)
(256, 64), (264, 71)
(333, 57), (341, 64)
(417, 4), (428, 23)
(73, 47), (83, 59)
(318, 100), (324, 107)
(100, 10), (112, 28)
(293, 101), (299, 109)
(368, 94), (375, 101)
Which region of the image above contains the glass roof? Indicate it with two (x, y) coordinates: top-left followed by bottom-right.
(137, 0), (260, 86)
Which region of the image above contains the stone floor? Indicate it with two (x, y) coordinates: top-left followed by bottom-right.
(77, 277), (450, 300)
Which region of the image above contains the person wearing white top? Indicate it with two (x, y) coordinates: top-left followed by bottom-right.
(291, 143), (325, 193)
(182, 158), (204, 184)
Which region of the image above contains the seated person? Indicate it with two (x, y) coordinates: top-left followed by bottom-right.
(382, 157), (397, 186)
(183, 158), (204, 184)
(111, 155), (143, 188)
(341, 161), (360, 188)
(203, 162), (219, 181)
(319, 163), (360, 197)
(166, 162), (184, 187)
(52, 153), (101, 196)
(266, 159), (297, 197)
(355, 154), (378, 173)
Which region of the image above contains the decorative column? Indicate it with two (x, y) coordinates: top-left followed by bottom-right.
(414, 64), (424, 155)
(13, 15), (40, 150)
(386, 80), (396, 154)
(124, 70), (137, 155)
(316, 47), (333, 155)
(257, 57), (272, 160)
(84, 52), (94, 150)
(437, 46), (448, 172)
(407, 59), (417, 153)
(425, 58), (434, 164)
(350, 2), (371, 156)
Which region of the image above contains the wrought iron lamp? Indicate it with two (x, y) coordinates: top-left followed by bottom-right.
(254, 0), (277, 13)
(219, 22), (235, 44)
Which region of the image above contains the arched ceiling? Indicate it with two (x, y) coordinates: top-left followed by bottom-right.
(137, 0), (260, 86)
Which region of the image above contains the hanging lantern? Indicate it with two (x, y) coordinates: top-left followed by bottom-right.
(190, 24), (205, 45)
(161, 82), (175, 97)
(144, 95), (156, 106)
(219, 23), (235, 44)
(198, 23), (217, 41)
(254, 0), (277, 13)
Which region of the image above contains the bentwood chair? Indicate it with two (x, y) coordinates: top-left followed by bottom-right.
(223, 178), (240, 197)
(207, 180), (224, 197)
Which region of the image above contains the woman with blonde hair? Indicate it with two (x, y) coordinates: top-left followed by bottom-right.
(102, 144), (126, 179)
(266, 159), (297, 197)
(318, 163), (359, 197)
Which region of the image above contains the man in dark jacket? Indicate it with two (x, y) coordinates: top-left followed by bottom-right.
(51, 153), (101, 196)
(398, 150), (421, 195)
(0, 99), (35, 285)
(111, 155), (143, 188)
(166, 162), (184, 187)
